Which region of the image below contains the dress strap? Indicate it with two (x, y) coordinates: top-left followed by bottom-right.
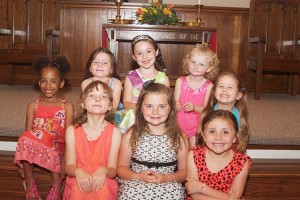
(109, 77), (115, 88)
(34, 98), (40, 112)
(61, 99), (66, 110)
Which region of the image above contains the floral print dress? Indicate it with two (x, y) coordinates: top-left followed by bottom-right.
(14, 98), (66, 173)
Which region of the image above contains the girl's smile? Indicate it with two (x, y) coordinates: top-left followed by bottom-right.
(89, 52), (112, 78)
(215, 75), (242, 106)
(142, 93), (170, 129)
(202, 118), (237, 155)
(132, 41), (158, 69)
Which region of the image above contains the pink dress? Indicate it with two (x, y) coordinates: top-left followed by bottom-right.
(63, 123), (118, 200)
(14, 99), (66, 173)
(177, 77), (212, 138)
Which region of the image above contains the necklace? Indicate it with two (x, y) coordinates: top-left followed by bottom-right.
(85, 122), (108, 141)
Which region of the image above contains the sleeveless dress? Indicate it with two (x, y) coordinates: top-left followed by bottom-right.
(63, 123), (118, 200)
(118, 70), (167, 133)
(14, 99), (66, 173)
(177, 77), (212, 138)
(118, 133), (186, 200)
(186, 146), (252, 200)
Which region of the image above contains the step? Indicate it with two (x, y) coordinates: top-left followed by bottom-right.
(1, 151), (299, 199)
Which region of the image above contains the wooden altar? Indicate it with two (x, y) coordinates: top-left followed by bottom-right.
(102, 24), (216, 83)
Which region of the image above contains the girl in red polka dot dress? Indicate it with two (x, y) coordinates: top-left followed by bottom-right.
(185, 110), (251, 200)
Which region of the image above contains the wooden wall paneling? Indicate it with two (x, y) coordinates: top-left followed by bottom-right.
(0, 0), (61, 85)
(247, 0), (300, 94)
(0, 1), (8, 48)
(28, 0), (42, 45)
(9, 0), (27, 45)
(60, 1), (250, 87)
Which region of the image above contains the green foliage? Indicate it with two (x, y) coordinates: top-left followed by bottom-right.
(136, 0), (180, 25)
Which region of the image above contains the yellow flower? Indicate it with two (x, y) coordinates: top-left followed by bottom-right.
(151, 8), (158, 15)
(163, 8), (170, 15)
(141, 7), (148, 13)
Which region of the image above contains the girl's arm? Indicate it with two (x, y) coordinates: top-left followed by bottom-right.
(112, 78), (122, 110)
(174, 77), (182, 111)
(162, 75), (170, 87)
(228, 160), (250, 198)
(81, 79), (89, 92)
(65, 125), (92, 193)
(25, 101), (36, 130)
(149, 135), (189, 184)
(123, 76), (136, 109)
(60, 102), (74, 177)
(186, 150), (248, 200)
(64, 102), (74, 128)
(203, 83), (213, 109)
(117, 130), (156, 182)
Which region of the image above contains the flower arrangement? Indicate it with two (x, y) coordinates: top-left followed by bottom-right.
(136, 0), (180, 25)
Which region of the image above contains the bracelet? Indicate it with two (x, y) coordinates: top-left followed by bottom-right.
(198, 183), (206, 193)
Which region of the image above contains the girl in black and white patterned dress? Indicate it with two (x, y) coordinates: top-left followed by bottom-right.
(117, 82), (188, 200)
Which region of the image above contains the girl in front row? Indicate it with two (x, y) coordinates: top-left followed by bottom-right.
(186, 110), (251, 200)
(117, 83), (188, 199)
(63, 81), (122, 200)
(14, 56), (74, 200)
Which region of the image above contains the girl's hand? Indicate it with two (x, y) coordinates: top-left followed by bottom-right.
(175, 101), (181, 111)
(138, 170), (157, 182)
(147, 171), (172, 184)
(227, 189), (243, 200)
(91, 167), (107, 193)
(75, 168), (92, 193)
(185, 178), (203, 195)
(183, 102), (194, 112)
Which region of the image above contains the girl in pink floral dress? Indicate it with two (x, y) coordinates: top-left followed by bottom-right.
(14, 56), (74, 200)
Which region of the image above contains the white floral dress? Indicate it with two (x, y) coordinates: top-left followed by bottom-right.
(118, 133), (186, 200)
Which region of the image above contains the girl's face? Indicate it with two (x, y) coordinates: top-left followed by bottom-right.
(215, 75), (242, 106)
(141, 93), (170, 128)
(187, 53), (211, 76)
(38, 67), (64, 99)
(132, 40), (158, 69)
(202, 118), (237, 155)
(82, 85), (111, 115)
(89, 52), (112, 78)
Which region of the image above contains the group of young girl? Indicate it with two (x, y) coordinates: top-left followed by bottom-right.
(14, 34), (251, 200)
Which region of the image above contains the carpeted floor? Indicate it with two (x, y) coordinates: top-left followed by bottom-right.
(0, 84), (299, 145)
